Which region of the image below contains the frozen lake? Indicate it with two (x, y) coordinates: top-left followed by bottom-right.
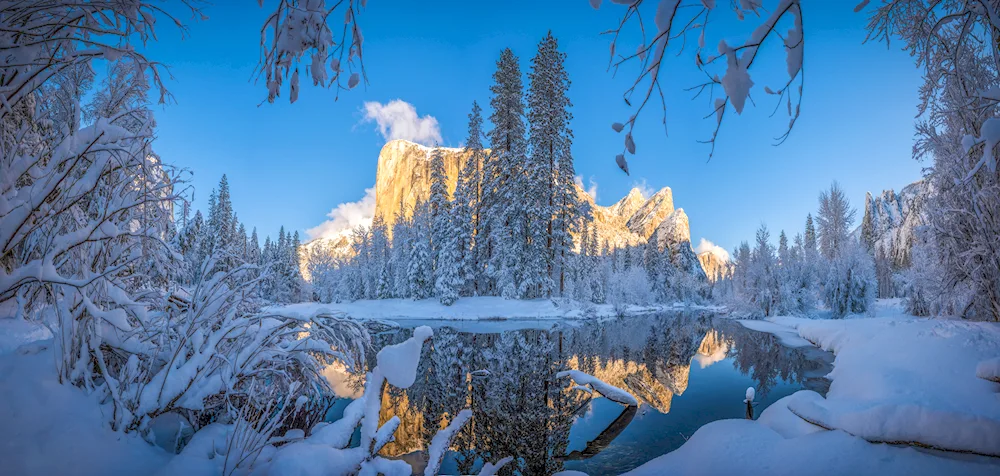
(323, 311), (833, 475)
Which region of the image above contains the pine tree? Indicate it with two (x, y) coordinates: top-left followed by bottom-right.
(485, 48), (529, 299)
(289, 230), (304, 301)
(249, 227), (262, 279)
(526, 32), (585, 298)
(407, 202), (434, 299)
(435, 226), (464, 305)
(804, 214), (817, 258)
(777, 230), (790, 266)
(428, 148), (451, 276)
(453, 102), (485, 295)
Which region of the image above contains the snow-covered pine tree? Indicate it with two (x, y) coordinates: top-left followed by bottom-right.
(777, 230), (790, 267)
(428, 148), (451, 277)
(804, 214), (818, 259)
(817, 181), (856, 260)
(526, 32), (586, 298)
(389, 206), (413, 298)
(453, 102), (486, 295)
(370, 216), (391, 299)
(249, 227), (262, 280)
(435, 224), (464, 305)
(289, 230), (304, 301)
(408, 201), (434, 300)
(485, 48), (529, 299)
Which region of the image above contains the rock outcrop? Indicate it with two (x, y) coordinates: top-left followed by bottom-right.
(374, 139), (473, 224)
(653, 209), (707, 281)
(697, 251), (729, 282)
(855, 180), (929, 268)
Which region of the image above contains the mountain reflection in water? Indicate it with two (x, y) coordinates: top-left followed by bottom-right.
(323, 312), (832, 475)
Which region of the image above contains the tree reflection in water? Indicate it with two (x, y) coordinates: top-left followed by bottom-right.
(326, 312), (830, 475)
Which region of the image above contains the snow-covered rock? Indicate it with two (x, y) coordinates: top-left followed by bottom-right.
(856, 180), (929, 267)
(653, 209), (708, 281)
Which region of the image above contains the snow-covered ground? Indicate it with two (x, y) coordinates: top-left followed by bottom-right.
(628, 300), (1000, 474)
(269, 296), (721, 321)
(0, 319), (171, 475)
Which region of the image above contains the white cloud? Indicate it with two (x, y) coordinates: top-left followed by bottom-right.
(631, 179), (655, 200)
(306, 187), (376, 240)
(361, 99), (442, 146)
(574, 175), (598, 200)
(694, 238), (730, 262)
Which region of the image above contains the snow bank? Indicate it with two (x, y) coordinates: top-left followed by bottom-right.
(0, 318), (52, 355)
(625, 418), (999, 476)
(0, 342), (170, 475)
(769, 315), (1000, 457)
(270, 297), (719, 321)
(737, 319), (812, 347)
(557, 369), (639, 406)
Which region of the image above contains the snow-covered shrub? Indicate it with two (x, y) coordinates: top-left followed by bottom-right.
(608, 267), (653, 315)
(823, 240), (877, 318)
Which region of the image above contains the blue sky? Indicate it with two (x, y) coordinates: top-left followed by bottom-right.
(149, 1), (925, 254)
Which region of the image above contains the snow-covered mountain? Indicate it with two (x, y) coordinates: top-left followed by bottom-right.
(856, 180), (930, 268)
(305, 139), (715, 279)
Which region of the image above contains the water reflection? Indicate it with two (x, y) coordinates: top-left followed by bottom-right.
(325, 312), (831, 475)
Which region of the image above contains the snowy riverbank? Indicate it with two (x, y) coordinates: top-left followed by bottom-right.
(628, 303), (1000, 475)
(268, 296), (722, 321)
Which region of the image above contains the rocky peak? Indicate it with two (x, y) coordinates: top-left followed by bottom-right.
(653, 208), (707, 281)
(856, 179), (929, 268)
(608, 187), (646, 219)
(626, 187), (675, 239)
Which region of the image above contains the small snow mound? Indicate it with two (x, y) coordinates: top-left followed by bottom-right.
(375, 325), (433, 389)
(745, 387), (755, 403)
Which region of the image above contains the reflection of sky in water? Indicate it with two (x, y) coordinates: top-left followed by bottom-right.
(323, 312), (832, 475)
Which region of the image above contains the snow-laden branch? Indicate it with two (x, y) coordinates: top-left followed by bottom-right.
(598, 0), (804, 170)
(254, 0), (368, 104)
(557, 369), (639, 406)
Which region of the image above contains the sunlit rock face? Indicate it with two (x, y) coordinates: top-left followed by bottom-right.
(626, 187), (675, 240)
(653, 209), (708, 281)
(697, 251), (729, 283)
(375, 139), (473, 226)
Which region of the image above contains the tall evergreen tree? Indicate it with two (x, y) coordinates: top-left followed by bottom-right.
(525, 32), (585, 298)
(408, 202), (434, 299)
(428, 148), (451, 274)
(484, 48), (529, 299)
(454, 102), (485, 295)
(777, 230), (790, 266)
(804, 213), (817, 258)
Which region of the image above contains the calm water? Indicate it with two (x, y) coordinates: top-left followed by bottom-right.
(323, 312), (832, 475)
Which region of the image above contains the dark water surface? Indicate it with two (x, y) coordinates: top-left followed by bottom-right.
(323, 312), (832, 475)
